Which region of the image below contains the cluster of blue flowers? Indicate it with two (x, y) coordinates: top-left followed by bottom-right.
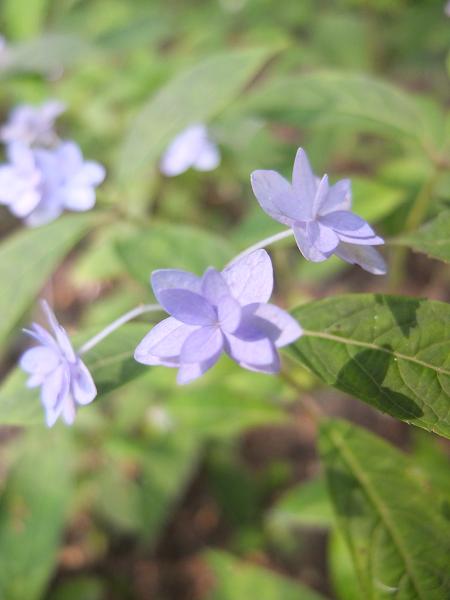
(0, 101), (105, 226)
(4, 106), (385, 426)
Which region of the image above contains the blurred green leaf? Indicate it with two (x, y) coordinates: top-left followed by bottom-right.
(0, 323), (151, 425)
(117, 222), (235, 288)
(394, 211), (450, 264)
(328, 529), (360, 600)
(2, 0), (49, 40)
(48, 577), (104, 600)
(246, 71), (443, 153)
(0, 214), (95, 349)
(206, 550), (326, 600)
(0, 429), (73, 600)
(267, 477), (333, 531)
(289, 294), (450, 438)
(117, 47), (274, 180)
(319, 419), (450, 600)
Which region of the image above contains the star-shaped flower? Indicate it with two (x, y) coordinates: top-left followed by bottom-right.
(134, 250), (302, 383)
(160, 124), (220, 177)
(0, 141), (105, 226)
(20, 301), (97, 427)
(0, 100), (65, 147)
(251, 148), (386, 275)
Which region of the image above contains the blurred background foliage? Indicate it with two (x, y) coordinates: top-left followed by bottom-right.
(0, 0), (449, 599)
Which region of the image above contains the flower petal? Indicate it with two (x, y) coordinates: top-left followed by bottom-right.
(70, 161), (105, 187)
(249, 303), (303, 347)
(41, 301), (76, 362)
(222, 249), (273, 304)
(201, 268), (230, 305)
(250, 170), (304, 224)
(160, 124), (207, 177)
(293, 222), (339, 262)
(19, 346), (60, 374)
(193, 139), (220, 171)
(217, 295), (242, 333)
(292, 148), (318, 209)
(41, 363), (69, 409)
(157, 289), (216, 325)
(176, 352), (221, 384)
(61, 187), (96, 211)
(334, 242), (387, 275)
(134, 317), (198, 365)
(71, 360), (97, 405)
(319, 211), (383, 244)
(62, 396), (77, 426)
(180, 326), (223, 363)
(152, 269), (202, 298)
(318, 179), (352, 215)
(224, 333), (277, 366)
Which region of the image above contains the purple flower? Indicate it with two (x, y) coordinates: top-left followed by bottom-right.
(20, 301), (97, 427)
(251, 148), (386, 275)
(160, 124), (220, 177)
(0, 141), (105, 226)
(0, 100), (65, 147)
(134, 250), (302, 384)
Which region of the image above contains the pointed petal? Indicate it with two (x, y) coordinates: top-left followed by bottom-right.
(41, 301), (76, 362)
(217, 295), (242, 333)
(19, 346), (60, 374)
(157, 289), (216, 325)
(335, 242), (387, 275)
(62, 396), (77, 425)
(71, 360), (97, 405)
(152, 269), (202, 298)
(319, 179), (352, 215)
(249, 304), (303, 347)
(160, 125), (206, 177)
(134, 317), (198, 365)
(193, 139), (220, 171)
(292, 148), (318, 206)
(312, 174), (330, 216)
(222, 249), (273, 304)
(70, 161), (105, 187)
(176, 352), (221, 384)
(319, 211), (383, 245)
(41, 364), (69, 409)
(250, 170), (305, 224)
(201, 268), (230, 305)
(180, 326), (223, 363)
(293, 222), (339, 262)
(61, 187), (96, 211)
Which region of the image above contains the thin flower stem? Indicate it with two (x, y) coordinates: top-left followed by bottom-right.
(227, 228), (294, 266)
(78, 304), (162, 355)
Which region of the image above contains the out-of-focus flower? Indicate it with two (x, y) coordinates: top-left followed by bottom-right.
(0, 35), (10, 69)
(0, 141), (105, 226)
(134, 250), (302, 384)
(445, 0), (450, 17)
(0, 100), (65, 147)
(251, 148), (386, 275)
(20, 301), (97, 427)
(160, 124), (220, 177)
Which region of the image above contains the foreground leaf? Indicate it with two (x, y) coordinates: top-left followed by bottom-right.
(290, 294), (450, 438)
(0, 214), (95, 349)
(116, 223), (234, 288)
(0, 323), (150, 425)
(394, 211), (450, 264)
(0, 430), (73, 600)
(117, 47), (273, 180)
(206, 550), (326, 600)
(319, 419), (450, 600)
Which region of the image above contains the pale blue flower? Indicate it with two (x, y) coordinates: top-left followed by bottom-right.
(0, 100), (65, 147)
(20, 301), (97, 427)
(160, 124), (220, 176)
(135, 250), (302, 384)
(251, 148), (386, 275)
(0, 141), (105, 226)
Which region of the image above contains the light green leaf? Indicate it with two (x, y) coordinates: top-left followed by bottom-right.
(246, 71), (443, 152)
(2, 0), (49, 40)
(319, 419), (450, 600)
(206, 550), (326, 600)
(116, 222), (235, 288)
(1, 34), (96, 76)
(0, 214), (95, 349)
(328, 529), (361, 600)
(289, 294), (450, 438)
(0, 430), (73, 600)
(117, 47), (273, 180)
(394, 211), (450, 264)
(0, 323), (151, 426)
(267, 477), (333, 531)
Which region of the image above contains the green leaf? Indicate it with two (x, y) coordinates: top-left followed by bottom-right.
(328, 529), (360, 600)
(319, 419), (450, 600)
(1, 34), (96, 76)
(394, 211), (450, 264)
(0, 430), (73, 600)
(246, 71), (443, 152)
(2, 0), (49, 40)
(116, 223), (235, 288)
(206, 550), (326, 600)
(117, 47), (273, 180)
(0, 323), (151, 426)
(290, 294), (450, 438)
(0, 214), (95, 349)
(267, 477), (334, 531)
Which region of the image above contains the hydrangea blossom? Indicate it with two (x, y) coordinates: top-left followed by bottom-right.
(0, 100), (65, 147)
(135, 250), (302, 383)
(0, 141), (105, 226)
(251, 148), (386, 275)
(0, 36), (9, 69)
(20, 301), (97, 427)
(160, 123), (220, 177)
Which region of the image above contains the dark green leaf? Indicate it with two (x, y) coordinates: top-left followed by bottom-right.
(290, 294), (450, 438)
(319, 419), (450, 600)
(394, 211), (450, 264)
